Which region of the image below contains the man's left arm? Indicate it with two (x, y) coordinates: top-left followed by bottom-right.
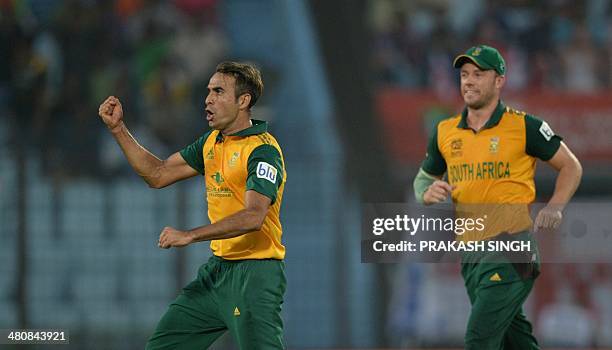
(158, 190), (271, 248)
(158, 144), (284, 248)
(525, 114), (582, 231)
(534, 142), (582, 231)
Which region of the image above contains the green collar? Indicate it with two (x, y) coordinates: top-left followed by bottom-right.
(229, 119), (268, 136)
(457, 100), (506, 130)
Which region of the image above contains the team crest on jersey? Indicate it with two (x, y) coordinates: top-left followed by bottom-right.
(451, 138), (463, 157)
(489, 137), (500, 154)
(539, 122), (554, 141)
(206, 148), (214, 160)
(229, 152), (239, 167)
(256, 162), (277, 184)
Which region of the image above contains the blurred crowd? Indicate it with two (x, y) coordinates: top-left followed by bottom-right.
(6, 0), (610, 180)
(0, 0), (226, 179)
(371, 0), (612, 93)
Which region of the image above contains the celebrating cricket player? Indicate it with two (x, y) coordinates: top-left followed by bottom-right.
(98, 61), (287, 349)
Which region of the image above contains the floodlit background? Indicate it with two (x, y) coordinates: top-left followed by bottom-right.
(1, 0), (611, 348)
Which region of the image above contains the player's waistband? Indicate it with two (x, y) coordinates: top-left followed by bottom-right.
(460, 230), (538, 264)
(210, 254), (284, 264)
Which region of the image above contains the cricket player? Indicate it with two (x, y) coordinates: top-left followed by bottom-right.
(413, 45), (582, 349)
(98, 61), (287, 349)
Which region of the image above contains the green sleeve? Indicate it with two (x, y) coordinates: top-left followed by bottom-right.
(413, 168), (437, 204)
(421, 124), (447, 176)
(179, 131), (212, 175)
(246, 144), (284, 204)
(525, 114), (562, 161)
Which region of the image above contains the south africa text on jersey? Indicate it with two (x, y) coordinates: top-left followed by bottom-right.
(449, 161), (511, 183)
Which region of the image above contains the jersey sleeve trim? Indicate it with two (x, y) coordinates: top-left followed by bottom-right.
(246, 144), (284, 204)
(421, 123), (447, 176)
(179, 130), (212, 175)
(525, 114), (563, 161)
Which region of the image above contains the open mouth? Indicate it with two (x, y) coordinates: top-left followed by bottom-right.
(206, 109), (214, 121)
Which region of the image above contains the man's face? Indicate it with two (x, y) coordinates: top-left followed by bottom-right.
(459, 62), (502, 109)
(205, 72), (241, 131)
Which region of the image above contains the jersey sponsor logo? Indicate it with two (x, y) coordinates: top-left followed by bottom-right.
(451, 138), (463, 157)
(539, 121), (554, 141)
(234, 307), (241, 316)
(206, 186), (233, 198)
(256, 162), (277, 184)
(449, 161), (511, 183)
(489, 136), (500, 154)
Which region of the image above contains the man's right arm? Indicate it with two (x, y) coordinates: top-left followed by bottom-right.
(413, 123), (453, 205)
(98, 96), (198, 188)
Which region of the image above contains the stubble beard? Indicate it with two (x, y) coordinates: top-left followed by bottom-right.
(465, 88), (496, 110)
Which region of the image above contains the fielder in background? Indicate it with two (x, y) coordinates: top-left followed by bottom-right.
(413, 45), (582, 349)
(98, 61), (287, 350)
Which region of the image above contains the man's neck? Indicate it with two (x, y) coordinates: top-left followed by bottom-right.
(467, 100), (498, 131)
(221, 114), (252, 135)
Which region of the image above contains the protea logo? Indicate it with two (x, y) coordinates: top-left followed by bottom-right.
(211, 172), (225, 185)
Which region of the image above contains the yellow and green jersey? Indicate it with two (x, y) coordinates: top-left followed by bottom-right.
(180, 120), (286, 260)
(422, 101), (562, 241)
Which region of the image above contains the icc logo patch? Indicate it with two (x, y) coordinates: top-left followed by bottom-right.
(451, 138), (463, 157)
(489, 137), (500, 154)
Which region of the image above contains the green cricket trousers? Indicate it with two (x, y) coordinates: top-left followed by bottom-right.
(146, 255), (286, 350)
(461, 231), (540, 350)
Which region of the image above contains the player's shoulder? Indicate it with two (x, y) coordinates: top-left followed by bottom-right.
(437, 113), (463, 130)
(252, 131), (281, 148)
(502, 105), (533, 121)
(503, 105), (524, 115)
(501, 106), (552, 131)
(199, 129), (216, 140)
(244, 132), (282, 159)
(193, 129), (216, 147)
(500, 105), (538, 130)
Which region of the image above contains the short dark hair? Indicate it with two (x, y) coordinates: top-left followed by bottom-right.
(215, 61), (263, 109)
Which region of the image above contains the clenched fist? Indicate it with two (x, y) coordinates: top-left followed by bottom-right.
(158, 226), (193, 249)
(534, 204), (563, 232)
(98, 96), (124, 132)
(423, 180), (455, 205)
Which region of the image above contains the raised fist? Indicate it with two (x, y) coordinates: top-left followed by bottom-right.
(98, 96), (124, 132)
